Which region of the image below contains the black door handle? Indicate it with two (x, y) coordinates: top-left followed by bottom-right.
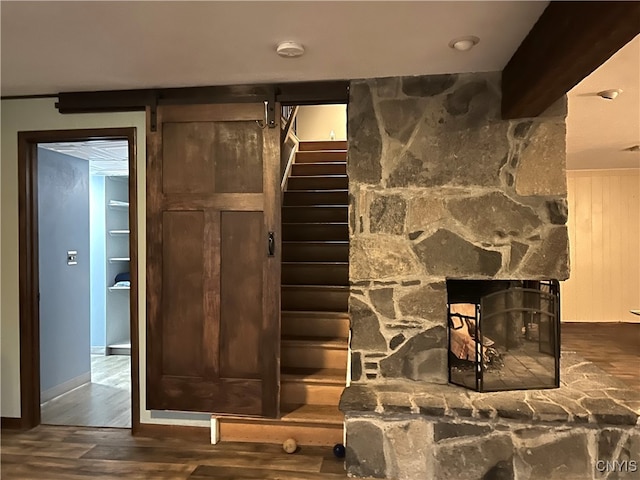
(268, 232), (275, 256)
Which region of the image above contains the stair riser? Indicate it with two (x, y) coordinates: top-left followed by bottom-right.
(287, 176), (348, 190)
(283, 191), (348, 206)
(282, 243), (349, 263)
(292, 163), (346, 176)
(281, 289), (349, 312)
(295, 151), (347, 163)
(282, 207), (348, 223)
(282, 316), (350, 338)
(282, 264), (348, 286)
(282, 224), (348, 242)
(282, 345), (348, 370)
(281, 382), (344, 405)
(219, 421), (342, 446)
(299, 141), (347, 151)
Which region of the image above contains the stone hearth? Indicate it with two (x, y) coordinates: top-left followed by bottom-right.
(340, 352), (639, 479)
(342, 72), (639, 479)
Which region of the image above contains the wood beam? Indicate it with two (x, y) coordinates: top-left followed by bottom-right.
(56, 81), (349, 114)
(502, 1), (640, 119)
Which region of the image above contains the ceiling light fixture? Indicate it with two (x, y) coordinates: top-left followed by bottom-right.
(597, 89), (622, 100)
(276, 41), (305, 58)
(449, 36), (480, 52)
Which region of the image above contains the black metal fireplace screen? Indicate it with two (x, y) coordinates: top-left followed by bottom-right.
(447, 280), (560, 392)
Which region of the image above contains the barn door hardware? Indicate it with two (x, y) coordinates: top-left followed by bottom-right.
(267, 232), (275, 256)
(266, 89), (276, 129)
(149, 94), (158, 132)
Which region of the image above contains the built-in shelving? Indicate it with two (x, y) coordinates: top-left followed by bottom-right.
(108, 199), (129, 209)
(108, 257), (130, 263)
(108, 285), (130, 291)
(105, 177), (130, 356)
(106, 342), (131, 355)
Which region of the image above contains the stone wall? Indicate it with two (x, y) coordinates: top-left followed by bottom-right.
(347, 72), (569, 384)
(340, 353), (640, 479)
(345, 415), (638, 480)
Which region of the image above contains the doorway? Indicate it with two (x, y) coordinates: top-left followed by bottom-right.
(17, 128), (140, 432)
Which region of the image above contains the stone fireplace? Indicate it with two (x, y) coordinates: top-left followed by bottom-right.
(340, 72), (639, 479)
(447, 279), (561, 392)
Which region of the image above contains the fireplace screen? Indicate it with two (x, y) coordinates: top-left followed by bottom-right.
(447, 280), (560, 392)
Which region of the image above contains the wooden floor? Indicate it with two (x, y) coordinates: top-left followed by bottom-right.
(3, 323), (636, 479)
(562, 322), (640, 392)
(41, 355), (131, 428)
(0, 425), (350, 479)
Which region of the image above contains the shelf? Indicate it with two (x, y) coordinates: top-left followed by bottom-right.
(108, 257), (130, 263)
(109, 229), (130, 236)
(108, 199), (129, 209)
(108, 285), (130, 291)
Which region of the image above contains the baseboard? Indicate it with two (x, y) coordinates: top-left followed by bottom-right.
(1, 417), (23, 429)
(135, 423), (209, 442)
(41, 371), (91, 403)
(91, 346), (106, 355)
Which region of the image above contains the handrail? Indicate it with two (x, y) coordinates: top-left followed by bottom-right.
(281, 105), (299, 143)
(281, 134), (299, 193)
(280, 106), (300, 193)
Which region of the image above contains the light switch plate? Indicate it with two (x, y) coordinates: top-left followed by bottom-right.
(67, 250), (78, 265)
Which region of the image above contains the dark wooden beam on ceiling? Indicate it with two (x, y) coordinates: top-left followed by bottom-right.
(276, 81), (349, 105)
(502, 1), (640, 119)
(56, 81), (349, 114)
(57, 89), (155, 114)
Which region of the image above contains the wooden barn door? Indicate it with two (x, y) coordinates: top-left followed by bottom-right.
(146, 103), (280, 417)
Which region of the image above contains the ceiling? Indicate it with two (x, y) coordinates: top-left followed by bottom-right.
(1, 1), (547, 95)
(39, 141), (129, 176)
(2, 2), (638, 171)
(566, 35), (640, 170)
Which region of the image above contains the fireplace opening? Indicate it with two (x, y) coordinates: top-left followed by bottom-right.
(446, 280), (560, 392)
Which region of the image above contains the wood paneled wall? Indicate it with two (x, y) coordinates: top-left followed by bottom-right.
(562, 169), (640, 322)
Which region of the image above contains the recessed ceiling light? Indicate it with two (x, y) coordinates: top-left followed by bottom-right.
(597, 89), (623, 100)
(449, 36), (480, 52)
(276, 41), (305, 58)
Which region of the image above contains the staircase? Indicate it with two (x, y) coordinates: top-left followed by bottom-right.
(217, 140), (349, 446)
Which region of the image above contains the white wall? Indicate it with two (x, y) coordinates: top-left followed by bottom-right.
(0, 98), (208, 426)
(562, 169), (640, 322)
(296, 105), (347, 141)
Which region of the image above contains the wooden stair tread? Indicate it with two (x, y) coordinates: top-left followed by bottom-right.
(280, 404), (344, 425)
(297, 149), (347, 153)
(288, 174), (348, 179)
(291, 163), (347, 176)
(283, 240), (348, 244)
(283, 223), (348, 228)
(282, 336), (348, 349)
(298, 140), (347, 151)
(282, 367), (346, 384)
(283, 261), (348, 266)
(284, 189), (348, 193)
(283, 205), (347, 208)
(293, 161), (347, 165)
(282, 285), (349, 290)
(214, 403), (343, 425)
(282, 223), (348, 231)
(282, 310), (349, 319)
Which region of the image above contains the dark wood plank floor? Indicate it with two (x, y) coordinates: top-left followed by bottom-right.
(0, 425), (350, 479)
(3, 323), (636, 479)
(562, 322), (640, 392)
